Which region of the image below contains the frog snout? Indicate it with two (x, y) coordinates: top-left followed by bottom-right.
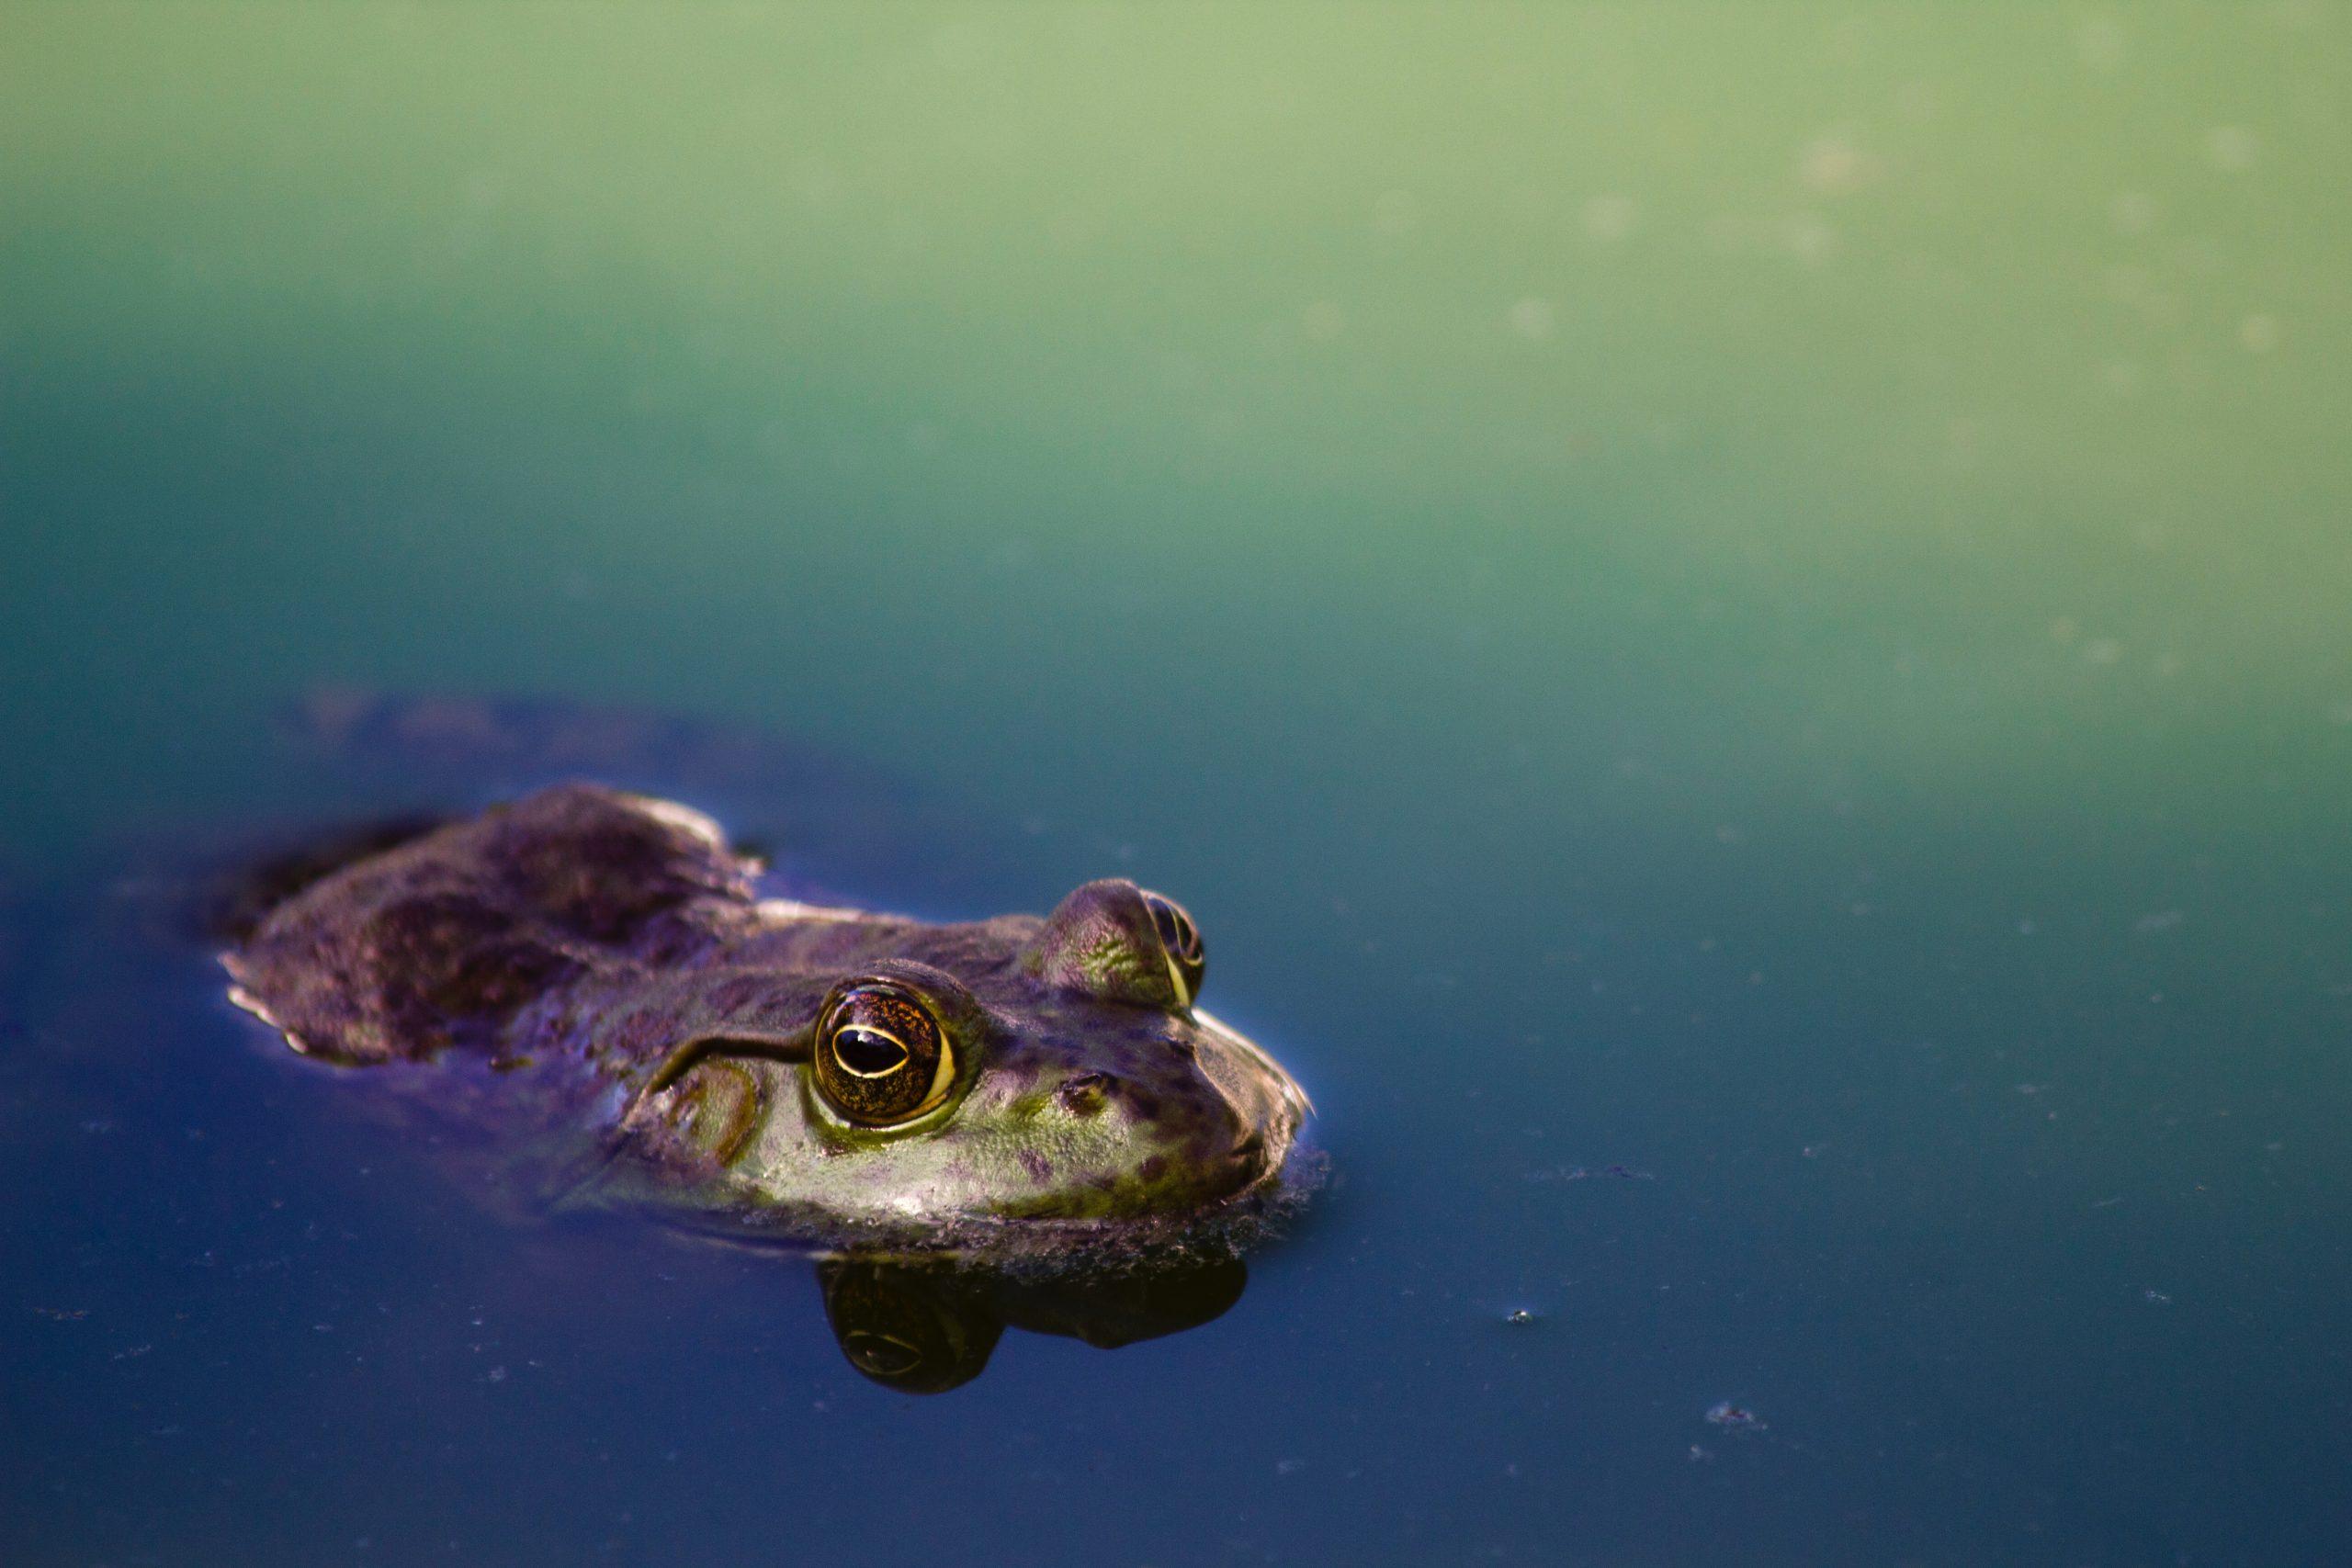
(1194, 1087), (1283, 1194)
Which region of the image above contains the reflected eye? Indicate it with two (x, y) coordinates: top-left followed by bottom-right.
(813, 983), (956, 1126)
(1140, 890), (1206, 1009)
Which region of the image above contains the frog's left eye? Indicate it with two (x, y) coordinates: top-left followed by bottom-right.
(813, 982), (956, 1126)
(1141, 890), (1206, 1009)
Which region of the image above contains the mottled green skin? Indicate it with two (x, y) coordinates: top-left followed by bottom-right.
(224, 784), (1308, 1243)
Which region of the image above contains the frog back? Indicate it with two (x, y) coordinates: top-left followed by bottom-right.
(223, 785), (755, 1066)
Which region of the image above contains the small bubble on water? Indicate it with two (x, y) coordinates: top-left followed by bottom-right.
(2207, 126), (2259, 171)
(1508, 297), (1556, 341)
(2074, 16), (2126, 72)
(1799, 135), (1878, 196)
(1583, 195), (1635, 243)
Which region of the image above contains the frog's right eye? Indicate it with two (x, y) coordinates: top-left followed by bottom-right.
(1140, 889), (1205, 1010)
(1024, 878), (1205, 1012)
(812, 981), (956, 1127)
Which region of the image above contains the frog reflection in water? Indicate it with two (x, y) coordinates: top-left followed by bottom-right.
(820, 1251), (1250, 1393)
(220, 783), (1311, 1388)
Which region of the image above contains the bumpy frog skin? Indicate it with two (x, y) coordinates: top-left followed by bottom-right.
(221, 784), (1310, 1247)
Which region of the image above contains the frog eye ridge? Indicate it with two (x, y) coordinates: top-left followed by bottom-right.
(813, 981), (956, 1126)
(1024, 879), (1206, 1011)
(1140, 889), (1206, 1009)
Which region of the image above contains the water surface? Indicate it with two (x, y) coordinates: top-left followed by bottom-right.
(4, 6), (2349, 1564)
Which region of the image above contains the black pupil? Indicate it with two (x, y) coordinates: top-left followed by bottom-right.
(833, 1026), (908, 1076)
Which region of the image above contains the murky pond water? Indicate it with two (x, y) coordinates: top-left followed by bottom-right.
(5, 6), (2349, 1564)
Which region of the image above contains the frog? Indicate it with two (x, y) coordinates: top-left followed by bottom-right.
(219, 775), (1313, 1253)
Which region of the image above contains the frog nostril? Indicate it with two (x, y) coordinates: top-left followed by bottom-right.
(1056, 1072), (1112, 1117)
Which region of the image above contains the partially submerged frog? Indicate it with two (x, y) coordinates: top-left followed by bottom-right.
(221, 780), (1311, 1252)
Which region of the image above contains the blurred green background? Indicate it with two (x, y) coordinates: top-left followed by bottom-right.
(6, 3), (2346, 862)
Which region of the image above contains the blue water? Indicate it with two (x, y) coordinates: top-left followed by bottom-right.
(6, 703), (2346, 1565)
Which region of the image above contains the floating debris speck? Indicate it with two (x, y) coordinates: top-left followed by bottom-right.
(1705, 1401), (1766, 1433)
(1523, 1164), (1655, 1184)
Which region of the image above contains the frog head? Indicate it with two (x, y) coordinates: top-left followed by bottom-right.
(616, 878), (1310, 1237)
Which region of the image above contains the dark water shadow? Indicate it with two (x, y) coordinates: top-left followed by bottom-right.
(817, 1251), (1248, 1394)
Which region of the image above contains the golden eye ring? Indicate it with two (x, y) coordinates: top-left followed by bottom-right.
(811, 982), (956, 1126)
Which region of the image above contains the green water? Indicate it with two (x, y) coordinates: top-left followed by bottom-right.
(5, 6), (2350, 1564)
